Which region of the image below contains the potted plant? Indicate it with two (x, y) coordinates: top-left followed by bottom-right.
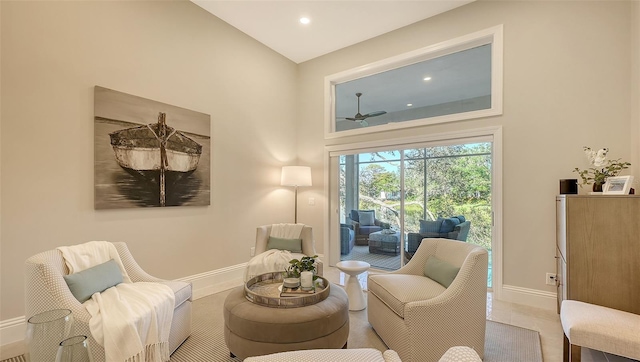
(285, 255), (318, 278)
(286, 255), (318, 290)
(573, 146), (631, 192)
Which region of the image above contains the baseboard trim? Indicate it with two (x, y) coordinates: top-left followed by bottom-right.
(176, 263), (246, 300)
(501, 284), (557, 311)
(1, 263), (247, 349)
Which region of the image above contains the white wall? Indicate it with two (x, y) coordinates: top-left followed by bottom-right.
(297, 1), (637, 300)
(0, 1), (298, 320)
(633, 1), (640, 170)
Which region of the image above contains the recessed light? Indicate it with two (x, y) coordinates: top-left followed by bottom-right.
(407, 103), (413, 107)
(300, 17), (310, 25)
(423, 77), (432, 81)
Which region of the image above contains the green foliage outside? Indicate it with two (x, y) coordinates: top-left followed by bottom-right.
(353, 143), (492, 251)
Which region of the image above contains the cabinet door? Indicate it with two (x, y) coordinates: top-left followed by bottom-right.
(566, 197), (640, 314)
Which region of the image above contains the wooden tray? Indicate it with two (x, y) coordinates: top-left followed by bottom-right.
(244, 272), (330, 308)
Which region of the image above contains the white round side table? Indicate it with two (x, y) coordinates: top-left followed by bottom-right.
(336, 260), (370, 311)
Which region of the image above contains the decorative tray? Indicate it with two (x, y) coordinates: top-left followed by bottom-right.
(244, 271), (330, 308)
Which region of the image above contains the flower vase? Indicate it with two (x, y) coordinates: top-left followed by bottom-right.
(593, 182), (604, 193)
(25, 309), (74, 362)
(56, 335), (92, 362)
(300, 271), (313, 291)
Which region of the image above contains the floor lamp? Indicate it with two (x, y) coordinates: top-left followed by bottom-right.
(281, 166), (312, 224)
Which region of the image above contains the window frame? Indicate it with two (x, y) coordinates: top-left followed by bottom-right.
(324, 25), (503, 139)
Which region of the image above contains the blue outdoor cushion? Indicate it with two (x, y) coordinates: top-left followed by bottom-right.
(351, 209), (375, 223)
(63, 259), (123, 303)
(419, 218), (443, 233)
(440, 217), (462, 233)
(456, 215), (466, 222)
(358, 211), (375, 226)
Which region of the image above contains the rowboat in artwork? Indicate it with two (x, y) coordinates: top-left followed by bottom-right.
(109, 112), (202, 206)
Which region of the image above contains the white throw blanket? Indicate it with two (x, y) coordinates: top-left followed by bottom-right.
(270, 223), (304, 239)
(244, 224), (306, 281)
(58, 241), (174, 362)
(244, 250), (306, 282)
(58, 240), (132, 283)
(86, 283), (174, 362)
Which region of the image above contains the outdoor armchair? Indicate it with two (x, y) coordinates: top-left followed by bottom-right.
(368, 238), (488, 362)
(340, 223), (355, 255)
(350, 209), (390, 245)
(407, 216), (471, 255)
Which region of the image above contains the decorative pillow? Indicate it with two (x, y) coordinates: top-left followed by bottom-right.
(424, 256), (460, 288)
(419, 218), (443, 234)
(456, 215), (466, 223)
(267, 236), (303, 253)
(440, 217), (462, 233)
(358, 211), (375, 226)
(63, 259), (123, 303)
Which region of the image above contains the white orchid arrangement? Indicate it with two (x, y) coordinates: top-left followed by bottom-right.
(573, 146), (631, 186)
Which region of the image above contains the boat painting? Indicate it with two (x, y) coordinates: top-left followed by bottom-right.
(94, 86), (210, 209)
(108, 112), (202, 207)
(109, 114), (202, 173)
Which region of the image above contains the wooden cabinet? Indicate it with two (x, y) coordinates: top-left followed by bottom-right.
(556, 195), (640, 314)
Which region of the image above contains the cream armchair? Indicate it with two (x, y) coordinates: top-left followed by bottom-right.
(252, 224), (323, 276)
(367, 238), (488, 362)
(24, 242), (192, 362)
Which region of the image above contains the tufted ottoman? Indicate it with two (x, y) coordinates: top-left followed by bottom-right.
(223, 284), (350, 359)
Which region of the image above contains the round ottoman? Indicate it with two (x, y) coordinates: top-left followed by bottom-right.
(223, 284), (349, 359)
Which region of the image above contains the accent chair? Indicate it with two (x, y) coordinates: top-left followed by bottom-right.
(368, 238), (488, 362)
(250, 224), (323, 278)
(24, 242), (192, 362)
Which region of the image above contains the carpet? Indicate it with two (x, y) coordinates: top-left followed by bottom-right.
(2, 288), (543, 362)
(169, 288), (543, 362)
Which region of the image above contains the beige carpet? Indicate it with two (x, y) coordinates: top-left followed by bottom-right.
(169, 287), (543, 362)
(3, 287), (543, 362)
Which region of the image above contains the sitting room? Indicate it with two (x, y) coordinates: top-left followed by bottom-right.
(1, 1), (639, 362)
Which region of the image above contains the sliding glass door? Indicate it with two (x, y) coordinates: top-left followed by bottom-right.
(335, 140), (493, 287)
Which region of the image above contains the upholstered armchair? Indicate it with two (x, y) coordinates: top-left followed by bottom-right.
(340, 223), (355, 255)
(350, 209), (390, 245)
(368, 238), (488, 362)
(250, 224), (323, 278)
(24, 242), (192, 362)
(407, 216), (471, 255)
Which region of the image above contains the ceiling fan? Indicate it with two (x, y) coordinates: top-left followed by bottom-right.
(338, 92), (387, 127)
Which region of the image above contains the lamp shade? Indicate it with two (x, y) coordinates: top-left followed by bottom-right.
(281, 166), (312, 187)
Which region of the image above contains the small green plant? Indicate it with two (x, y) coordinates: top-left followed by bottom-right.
(285, 255), (318, 278)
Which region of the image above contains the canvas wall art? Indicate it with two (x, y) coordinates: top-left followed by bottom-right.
(94, 86), (211, 209)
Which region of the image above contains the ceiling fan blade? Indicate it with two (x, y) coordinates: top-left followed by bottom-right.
(360, 120), (369, 127)
(363, 110), (387, 118)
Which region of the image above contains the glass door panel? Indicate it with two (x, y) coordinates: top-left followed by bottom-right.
(337, 141), (493, 287)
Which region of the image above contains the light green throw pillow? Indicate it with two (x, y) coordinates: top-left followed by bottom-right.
(63, 259), (123, 303)
(424, 256), (460, 288)
(267, 236), (303, 253)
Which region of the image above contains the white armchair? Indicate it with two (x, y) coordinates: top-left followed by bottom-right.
(367, 238), (488, 362)
(24, 242), (192, 362)
(248, 224), (323, 279)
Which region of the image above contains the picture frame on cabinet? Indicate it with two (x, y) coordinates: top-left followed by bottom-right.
(603, 175), (634, 195)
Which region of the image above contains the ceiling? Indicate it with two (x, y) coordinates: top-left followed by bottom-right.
(191, 1), (475, 64)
